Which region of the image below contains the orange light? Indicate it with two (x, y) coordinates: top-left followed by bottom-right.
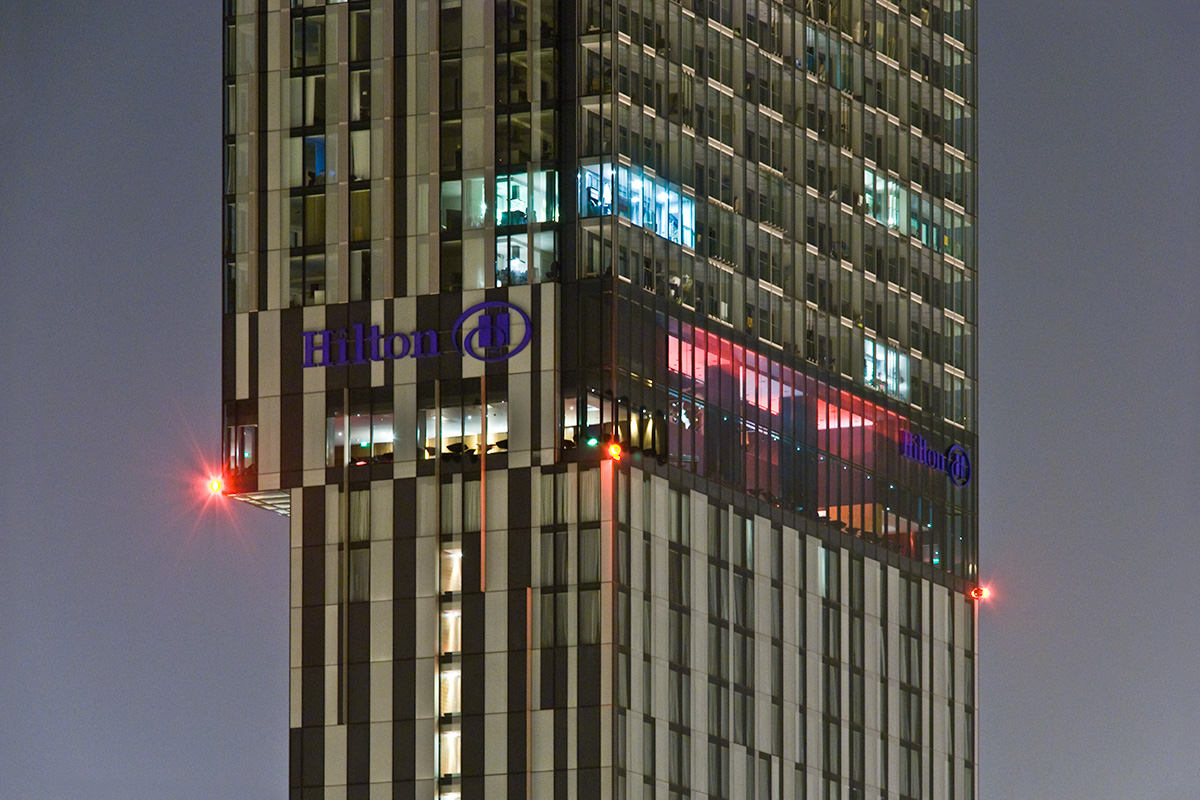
(208, 477), (223, 494)
(607, 442), (623, 461)
(970, 586), (990, 600)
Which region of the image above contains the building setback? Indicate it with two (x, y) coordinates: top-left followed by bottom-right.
(220, 0), (980, 798)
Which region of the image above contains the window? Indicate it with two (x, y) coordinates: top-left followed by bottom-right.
(350, 130), (370, 182)
(579, 527), (601, 581)
(496, 169), (559, 226)
(864, 167), (908, 231)
(440, 119), (463, 172)
(708, 563), (728, 620)
(668, 727), (690, 788)
(347, 489), (370, 542)
(441, 609), (462, 653)
(349, 247), (371, 301)
(288, 194), (325, 248)
(290, 14), (325, 68)
(348, 548), (370, 601)
(287, 74), (326, 127)
(224, 423), (257, 473)
(541, 529), (568, 585)
(350, 68), (370, 121)
(733, 688), (753, 746)
(326, 390), (394, 467)
(419, 396), (509, 460)
(288, 252), (326, 307)
(441, 549), (463, 593)
(349, 9), (371, 61)
(343, 489), (371, 600)
(708, 621), (729, 679)
(669, 608), (689, 665)
(496, 230), (555, 286)
(440, 174), (487, 231)
(708, 741), (729, 799)
(287, 135), (328, 187)
(440, 668), (462, 714)
(439, 729), (461, 776)
(669, 549), (690, 606)
(668, 488), (690, 545)
(578, 163), (695, 247)
(733, 515), (753, 570)
(579, 589), (601, 644)
(864, 339), (910, 401)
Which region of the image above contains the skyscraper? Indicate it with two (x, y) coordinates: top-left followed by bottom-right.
(220, 0), (979, 797)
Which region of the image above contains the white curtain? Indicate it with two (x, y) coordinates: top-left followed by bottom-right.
(438, 730), (461, 776)
(463, 480), (481, 531)
(578, 589), (600, 645)
(439, 669), (461, 714)
(441, 549), (462, 593)
(579, 468), (601, 522)
(579, 528), (601, 584)
(349, 490), (370, 542)
(348, 549), (369, 602)
(440, 610), (461, 654)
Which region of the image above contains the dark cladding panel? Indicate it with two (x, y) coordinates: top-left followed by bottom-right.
(779, 394), (818, 512)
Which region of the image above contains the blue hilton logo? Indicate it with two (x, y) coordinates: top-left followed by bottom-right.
(302, 301), (532, 367)
(900, 431), (971, 487)
(451, 300), (533, 362)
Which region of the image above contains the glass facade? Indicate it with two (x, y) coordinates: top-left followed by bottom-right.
(221, 0), (978, 796)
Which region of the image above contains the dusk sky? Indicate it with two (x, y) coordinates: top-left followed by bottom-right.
(2, 1), (1199, 798)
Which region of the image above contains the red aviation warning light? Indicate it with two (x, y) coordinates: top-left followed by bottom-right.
(970, 586), (990, 600)
(607, 442), (623, 461)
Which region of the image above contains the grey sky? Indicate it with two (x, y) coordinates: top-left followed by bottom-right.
(2, 1), (1198, 797)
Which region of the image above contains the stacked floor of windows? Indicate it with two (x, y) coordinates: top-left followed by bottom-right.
(274, 1), (380, 308)
(275, 432), (974, 796)
(431, 0), (563, 292)
(571, 0), (979, 455)
(222, 4), (255, 315)
(560, 301), (976, 578)
(607, 471), (977, 797)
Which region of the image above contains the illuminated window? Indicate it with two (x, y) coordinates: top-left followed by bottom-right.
(419, 399), (509, 460)
(439, 729), (461, 776)
(224, 423), (257, 473)
(349, 188), (370, 241)
(864, 167), (908, 232)
(286, 135), (327, 187)
(496, 169), (559, 226)
(326, 391), (394, 467)
(496, 236), (529, 285)
(578, 163), (695, 247)
(440, 668), (461, 714)
(863, 340), (910, 401)
(440, 609), (462, 653)
(349, 130), (370, 182)
(562, 391), (603, 446)
(441, 549), (463, 593)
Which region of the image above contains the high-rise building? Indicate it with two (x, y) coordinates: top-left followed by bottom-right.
(220, 0), (979, 798)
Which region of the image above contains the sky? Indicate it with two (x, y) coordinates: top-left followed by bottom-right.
(2, 1), (1199, 798)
